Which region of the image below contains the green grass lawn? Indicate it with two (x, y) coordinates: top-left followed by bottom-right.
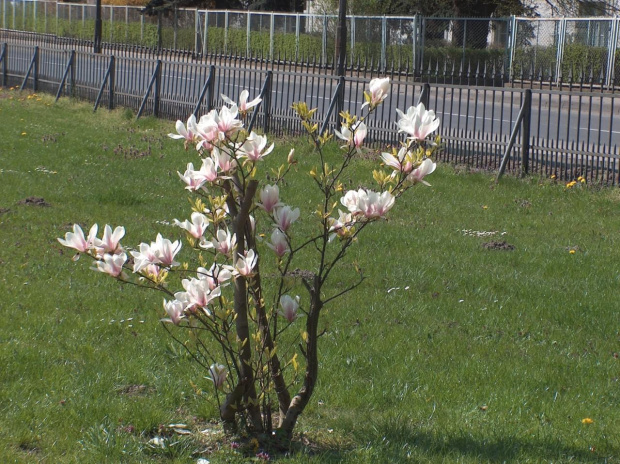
(1, 88), (619, 463)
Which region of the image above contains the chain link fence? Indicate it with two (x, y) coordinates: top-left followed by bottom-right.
(2, 1), (620, 86)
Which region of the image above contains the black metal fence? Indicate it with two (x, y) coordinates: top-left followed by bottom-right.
(1, 40), (619, 185)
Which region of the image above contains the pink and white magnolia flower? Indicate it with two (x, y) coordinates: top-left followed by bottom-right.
(203, 228), (236, 256)
(195, 111), (220, 151)
(178, 277), (222, 313)
(93, 252), (127, 277)
(93, 225), (125, 257)
(362, 77), (390, 109)
(238, 132), (274, 162)
(152, 234), (182, 267)
(222, 90), (261, 114)
(341, 189), (395, 219)
(174, 212), (209, 240)
(267, 228), (289, 257)
(211, 146), (237, 173)
(328, 209), (355, 241)
(334, 121), (367, 152)
(406, 158), (436, 186)
(168, 115), (198, 147)
(258, 184), (283, 213)
(234, 249), (258, 277)
(58, 223), (98, 254)
(381, 146), (415, 173)
(197, 264), (232, 291)
(131, 242), (160, 273)
(215, 105), (243, 138)
(178, 163), (208, 191)
(278, 294), (301, 323)
(273, 206), (300, 232)
(207, 363), (227, 390)
(396, 103), (440, 141)
(163, 299), (185, 325)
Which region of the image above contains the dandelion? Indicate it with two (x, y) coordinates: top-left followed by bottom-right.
(582, 418), (594, 424)
(21, 132), (27, 136)
(569, 249), (576, 254)
(482, 205), (488, 210)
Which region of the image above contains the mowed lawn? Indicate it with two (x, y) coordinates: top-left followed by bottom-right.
(0, 89), (619, 463)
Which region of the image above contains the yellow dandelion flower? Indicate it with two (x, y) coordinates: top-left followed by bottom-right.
(21, 132), (27, 136)
(569, 249), (576, 254)
(551, 174), (556, 179)
(482, 205), (488, 210)
(582, 418), (594, 424)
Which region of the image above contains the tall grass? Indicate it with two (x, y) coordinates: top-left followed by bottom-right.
(0, 89), (618, 463)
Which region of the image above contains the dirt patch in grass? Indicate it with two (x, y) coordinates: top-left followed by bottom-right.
(116, 384), (155, 396)
(18, 196), (51, 207)
(482, 241), (515, 251)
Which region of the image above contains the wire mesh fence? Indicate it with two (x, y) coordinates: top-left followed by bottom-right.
(3, 1), (620, 88)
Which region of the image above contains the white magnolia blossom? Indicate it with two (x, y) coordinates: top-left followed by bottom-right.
(131, 233), (181, 272)
(341, 189), (395, 219)
(278, 295), (301, 323)
(273, 205), (300, 232)
(174, 212), (209, 240)
(207, 363), (227, 390)
(381, 146), (415, 174)
(202, 228), (236, 256)
(238, 131), (274, 162)
(334, 121), (367, 151)
(362, 77), (390, 109)
(221, 90), (261, 114)
(58, 223), (98, 254)
(233, 249), (258, 277)
(406, 158), (436, 186)
(267, 228), (289, 257)
(396, 102), (440, 141)
(93, 252), (127, 277)
(258, 184), (283, 213)
(163, 298), (186, 325)
(93, 224), (125, 257)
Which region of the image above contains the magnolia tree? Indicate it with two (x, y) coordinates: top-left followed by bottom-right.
(59, 78), (440, 447)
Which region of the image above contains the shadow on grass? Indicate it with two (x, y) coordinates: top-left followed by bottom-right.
(350, 418), (616, 463)
(287, 415), (615, 463)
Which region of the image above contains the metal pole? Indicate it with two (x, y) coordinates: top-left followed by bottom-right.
(520, 89), (531, 176)
(335, 0), (346, 76)
(94, 0), (102, 53)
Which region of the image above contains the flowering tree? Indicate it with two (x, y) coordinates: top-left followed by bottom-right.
(59, 78), (440, 448)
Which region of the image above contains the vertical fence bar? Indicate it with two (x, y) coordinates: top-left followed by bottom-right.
(1, 43), (7, 87)
(154, 59), (161, 117)
(224, 11), (229, 54)
(108, 55), (115, 110)
(125, 6), (129, 43)
(264, 70), (272, 133)
(606, 17), (619, 88)
(350, 15), (355, 64)
(203, 11), (208, 55)
(412, 16), (418, 76)
(508, 16), (517, 81)
(295, 14), (300, 61)
(555, 18), (566, 85)
(269, 13), (274, 60)
(173, 7), (178, 50)
(110, 6), (114, 43)
(247, 12), (251, 57)
(521, 89), (531, 176)
(322, 15), (327, 66)
(381, 16), (387, 71)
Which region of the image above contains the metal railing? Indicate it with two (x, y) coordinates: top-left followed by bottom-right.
(2, 1), (620, 87)
(2, 42), (618, 185)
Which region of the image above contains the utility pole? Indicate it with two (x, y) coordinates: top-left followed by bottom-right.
(94, 0), (102, 53)
(335, 0), (346, 76)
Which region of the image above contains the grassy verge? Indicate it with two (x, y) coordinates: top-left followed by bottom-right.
(0, 89), (619, 463)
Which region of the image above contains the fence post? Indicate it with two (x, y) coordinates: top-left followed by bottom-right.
(270, 13), (274, 60)
(417, 82), (430, 108)
(605, 17), (619, 88)
(224, 11), (229, 54)
(55, 49), (75, 101)
(154, 59), (161, 117)
(555, 18), (566, 85)
(247, 12), (251, 57)
(157, 11), (162, 49)
(520, 89), (531, 176)
(350, 16), (355, 65)
(203, 11), (208, 55)
(173, 6), (178, 50)
(295, 13), (300, 61)
(108, 55), (115, 110)
(322, 15), (327, 66)
(507, 16), (517, 82)
(381, 16), (387, 71)
(1, 43), (7, 87)
(264, 70), (272, 133)
(336, 74), (345, 117)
